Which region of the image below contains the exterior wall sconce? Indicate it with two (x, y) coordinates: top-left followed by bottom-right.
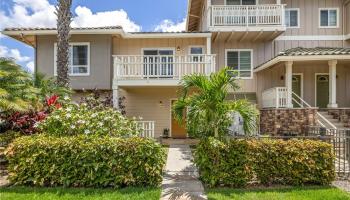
(280, 75), (284, 80)
(159, 101), (164, 107)
(176, 46), (181, 51)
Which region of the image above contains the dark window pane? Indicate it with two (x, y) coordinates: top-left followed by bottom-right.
(190, 47), (203, 54)
(320, 10), (328, 26)
(239, 51), (251, 70)
(144, 50), (158, 55)
(329, 10), (337, 26)
(242, 0), (255, 5)
(72, 45), (88, 65)
(239, 71), (251, 77)
(289, 10), (298, 27)
(285, 11), (290, 27)
(226, 0), (240, 5)
(227, 51), (239, 70)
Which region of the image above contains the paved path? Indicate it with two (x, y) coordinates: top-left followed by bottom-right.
(161, 144), (207, 200)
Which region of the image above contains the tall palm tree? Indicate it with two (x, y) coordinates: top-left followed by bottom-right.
(0, 58), (41, 113)
(173, 68), (259, 138)
(56, 0), (72, 87)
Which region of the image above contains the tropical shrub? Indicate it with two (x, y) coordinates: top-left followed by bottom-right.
(6, 135), (166, 187)
(38, 103), (140, 137)
(0, 131), (22, 147)
(194, 138), (335, 187)
(173, 68), (259, 138)
(249, 139), (335, 185)
(194, 137), (253, 187)
(79, 90), (113, 110)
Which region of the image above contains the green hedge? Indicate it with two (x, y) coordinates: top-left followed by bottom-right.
(193, 138), (253, 187)
(194, 138), (335, 187)
(5, 135), (166, 187)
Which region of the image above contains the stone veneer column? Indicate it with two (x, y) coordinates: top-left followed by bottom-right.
(328, 60), (338, 108)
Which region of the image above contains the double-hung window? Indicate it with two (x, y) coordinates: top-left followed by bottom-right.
(54, 42), (90, 76)
(189, 46), (204, 62)
(285, 9), (299, 28)
(226, 49), (253, 79)
(320, 8), (338, 28)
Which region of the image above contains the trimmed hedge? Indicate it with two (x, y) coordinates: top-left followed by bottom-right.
(5, 135), (166, 187)
(194, 138), (335, 187)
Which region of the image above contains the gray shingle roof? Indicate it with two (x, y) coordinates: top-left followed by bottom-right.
(255, 47), (350, 69)
(278, 47), (350, 56)
(3, 26), (122, 31)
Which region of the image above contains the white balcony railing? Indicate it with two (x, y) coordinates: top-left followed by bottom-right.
(137, 121), (155, 138)
(113, 55), (216, 80)
(262, 87), (288, 108)
(209, 4), (285, 27)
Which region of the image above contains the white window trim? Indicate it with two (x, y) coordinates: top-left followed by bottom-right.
(285, 8), (300, 29)
(188, 45), (205, 55)
(225, 49), (253, 80)
(319, 8), (339, 29)
(54, 42), (91, 76)
(225, 0), (258, 5)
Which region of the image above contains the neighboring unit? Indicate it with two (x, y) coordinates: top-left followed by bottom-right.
(3, 0), (350, 138)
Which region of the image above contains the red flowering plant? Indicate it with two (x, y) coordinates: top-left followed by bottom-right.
(0, 94), (65, 134)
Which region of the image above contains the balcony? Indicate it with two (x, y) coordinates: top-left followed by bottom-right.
(208, 4), (286, 40)
(113, 55), (216, 86)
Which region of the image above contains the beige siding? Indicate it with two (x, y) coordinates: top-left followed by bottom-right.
(212, 39), (274, 92)
(120, 87), (179, 138)
(113, 37), (206, 55)
(36, 35), (112, 90)
(346, 3), (350, 35)
(256, 62), (350, 108)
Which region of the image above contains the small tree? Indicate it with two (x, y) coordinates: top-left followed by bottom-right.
(173, 68), (259, 138)
(55, 0), (72, 87)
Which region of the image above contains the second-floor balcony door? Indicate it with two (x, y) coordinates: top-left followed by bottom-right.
(143, 49), (174, 78)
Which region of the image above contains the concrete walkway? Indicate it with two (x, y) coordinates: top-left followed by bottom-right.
(161, 144), (207, 200)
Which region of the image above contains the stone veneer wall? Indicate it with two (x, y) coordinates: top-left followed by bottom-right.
(260, 108), (318, 135)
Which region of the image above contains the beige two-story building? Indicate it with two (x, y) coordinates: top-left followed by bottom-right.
(3, 0), (350, 138)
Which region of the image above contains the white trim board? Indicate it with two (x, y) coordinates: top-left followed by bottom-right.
(318, 8), (340, 29)
(275, 35), (345, 41)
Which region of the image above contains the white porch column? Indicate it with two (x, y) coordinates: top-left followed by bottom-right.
(285, 61), (293, 108)
(112, 86), (119, 109)
(206, 36), (211, 55)
(206, 36), (212, 74)
(328, 60), (338, 108)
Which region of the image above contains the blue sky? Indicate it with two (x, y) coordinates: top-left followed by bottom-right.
(0, 0), (188, 71)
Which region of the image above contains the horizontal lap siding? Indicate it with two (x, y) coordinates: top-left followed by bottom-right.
(112, 38), (206, 56)
(120, 87), (179, 138)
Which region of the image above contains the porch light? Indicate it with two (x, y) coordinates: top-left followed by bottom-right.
(280, 75), (284, 80)
(177, 46), (181, 51)
(159, 101), (164, 107)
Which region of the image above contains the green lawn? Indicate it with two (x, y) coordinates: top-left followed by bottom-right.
(207, 186), (350, 200)
(0, 186), (161, 200)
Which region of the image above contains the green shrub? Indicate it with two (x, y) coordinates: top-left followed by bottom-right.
(0, 131), (22, 147)
(5, 135), (166, 187)
(249, 139), (335, 185)
(38, 104), (140, 137)
(194, 138), (335, 188)
(194, 137), (253, 187)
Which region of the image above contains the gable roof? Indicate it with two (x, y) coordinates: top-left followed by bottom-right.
(254, 47), (350, 72)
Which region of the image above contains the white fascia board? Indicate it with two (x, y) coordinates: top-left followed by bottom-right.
(208, 26), (286, 32)
(1, 29), (125, 36)
(254, 55), (350, 73)
(123, 32), (212, 39)
(276, 35), (345, 41)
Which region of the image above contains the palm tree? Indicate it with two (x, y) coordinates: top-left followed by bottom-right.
(173, 68), (259, 138)
(55, 0), (72, 87)
(0, 58), (41, 113)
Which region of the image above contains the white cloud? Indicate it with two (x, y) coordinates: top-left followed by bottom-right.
(0, 45), (30, 62)
(154, 18), (186, 32)
(26, 61), (34, 72)
(0, 0), (141, 32)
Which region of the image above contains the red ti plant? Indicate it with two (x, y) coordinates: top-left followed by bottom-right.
(46, 95), (61, 109)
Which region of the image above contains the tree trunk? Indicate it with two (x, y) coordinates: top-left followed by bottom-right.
(56, 0), (72, 87)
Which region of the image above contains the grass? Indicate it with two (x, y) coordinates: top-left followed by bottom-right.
(206, 186), (350, 200)
(0, 186), (161, 200)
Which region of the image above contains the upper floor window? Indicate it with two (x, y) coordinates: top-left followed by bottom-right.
(319, 8), (338, 28)
(226, 0), (256, 5)
(285, 9), (299, 28)
(225, 49), (253, 79)
(189, 46), (204, 62)
(54, 42), (90, 76)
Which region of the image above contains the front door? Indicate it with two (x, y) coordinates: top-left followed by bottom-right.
(316, 74), (329, 108)
(171, 100), (187, 139)
(292, 74), (302, 107)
